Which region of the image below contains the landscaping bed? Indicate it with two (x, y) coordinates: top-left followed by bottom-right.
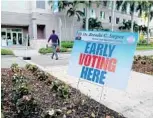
(1, 64), (125, 118)
(132, 55), (153, 75)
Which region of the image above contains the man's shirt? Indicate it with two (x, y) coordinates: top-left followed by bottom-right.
(48, 34), (60, 45)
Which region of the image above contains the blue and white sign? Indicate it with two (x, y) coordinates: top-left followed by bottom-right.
(68, 31), (138, 90)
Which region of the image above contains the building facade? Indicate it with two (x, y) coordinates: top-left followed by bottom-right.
(2, 0), (150, 49)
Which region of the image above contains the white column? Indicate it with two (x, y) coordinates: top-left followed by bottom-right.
(32, 19), (37, 40)
(59, 17), (62, 48)
(31, 0), (37, 40)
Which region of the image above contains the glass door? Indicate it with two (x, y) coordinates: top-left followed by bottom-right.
(7, 29), (12, 46)
(18, 33), (23, 45)
(1, 29), (7, 46)
(12, 32), (17, 45)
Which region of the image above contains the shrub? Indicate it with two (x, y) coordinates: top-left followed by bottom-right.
(1, 49), (14, 55)
(57, 84), (70, 99)
(25, 64), (31, 70)
(61, 41), (73, 48)
(16, 95), (41, 117)
(139, 33), (145, 41)
(11, 63), (20, 73)
(12, 83), (30, 103)
(27, 64), (38, 73)
(60, 47), (67, 52)
(51, 80), (70, 99)
(137, 40), (147, 45)
(39, 48), (52, 54)
(12, 74), (27, 86)
(35, 70), (49, 81)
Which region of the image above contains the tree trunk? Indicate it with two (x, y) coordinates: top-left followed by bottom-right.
(64, 15), (67, 41)
(147, 8), (150, 44)
(130, 2), (135, 32)
(71, 16), (75, 40)
(131, 13), (134, 32)
(111, 0), (116, 31)
(85, 6), (89, 30)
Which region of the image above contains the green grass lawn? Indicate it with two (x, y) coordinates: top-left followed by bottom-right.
(136, 45), (153, 50)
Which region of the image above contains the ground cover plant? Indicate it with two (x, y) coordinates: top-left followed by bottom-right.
(1, 48), (14, 55)
(1, 63), (125, 118)
(38, 47), (69, 54)
(61, 41), (74, 48)
(132, 55), (153, 75)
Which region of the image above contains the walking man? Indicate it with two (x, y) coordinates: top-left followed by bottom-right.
(48, 30), (60, 60)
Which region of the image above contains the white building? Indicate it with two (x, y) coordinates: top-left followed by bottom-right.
(2, 0), (151, 49)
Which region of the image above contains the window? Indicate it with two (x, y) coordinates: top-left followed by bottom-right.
(12, 29), (22, 32)
(116, 17), (120, 24)
(100, 11), (105, 20)
(109, 16), (111, 23)
(37, 25), (46, 39)
(36, 0), (45, 9)
(103, 1), (107, 7)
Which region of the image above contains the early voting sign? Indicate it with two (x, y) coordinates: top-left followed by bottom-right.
(68, 31), (138, 89)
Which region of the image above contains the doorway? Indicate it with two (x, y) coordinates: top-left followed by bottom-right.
(12, 32), (23, 45)
(1, 28), (23, 46)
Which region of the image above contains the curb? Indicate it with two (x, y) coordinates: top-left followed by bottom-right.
(1, 55), (16, 58)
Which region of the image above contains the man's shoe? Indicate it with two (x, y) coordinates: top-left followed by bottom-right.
(56, 58), (58, 60)
(51, 56), (53, 59)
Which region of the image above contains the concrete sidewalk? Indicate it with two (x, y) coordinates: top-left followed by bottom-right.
(24, 58), (153, 118)
(1, 56), (27, 68)
(12, 49), (153, 58)
(135, 50), (153, 56)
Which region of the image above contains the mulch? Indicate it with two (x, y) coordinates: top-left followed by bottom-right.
(132, 56), (153, 75)
(1, 68), (125, 118)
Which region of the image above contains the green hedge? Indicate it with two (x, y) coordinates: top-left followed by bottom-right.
(61, 41), (74, 48)
(38, 47), (69, 54)
(1, 49), (14, 55)
(38, 48), (52, 54)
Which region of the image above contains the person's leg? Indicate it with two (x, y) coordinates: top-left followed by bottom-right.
(51, 44), (55, 59)
(54, 44), (58, 60)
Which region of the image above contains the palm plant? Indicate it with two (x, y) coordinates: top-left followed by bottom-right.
(48, 1), (84, 40)
(137, 1), (153, 44)
(67, 1), (84, 21)
(119, 20), (147, 33)
(78, 1), (101, 30)
(66, 1), (84, 39)
(117, 1), (140, 32)
(82, 18), (103, 30)
(48, 1), (71, 12)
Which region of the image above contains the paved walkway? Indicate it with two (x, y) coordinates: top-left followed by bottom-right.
(1, 56), (27, 68)
(11, 48), (153, 58)
(135, 50), (153, 56)
(23, 54), (153, 118)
